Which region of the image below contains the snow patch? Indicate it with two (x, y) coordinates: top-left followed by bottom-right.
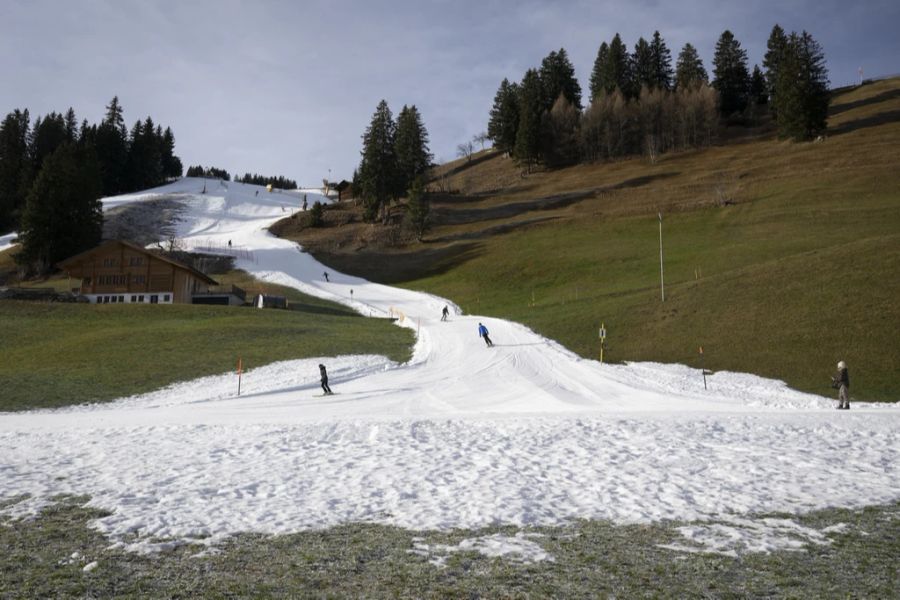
(659, 516), (846, 557)
(409, 532), (553, 567)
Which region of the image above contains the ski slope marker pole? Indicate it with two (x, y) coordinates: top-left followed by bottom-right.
(700, 346), (707, 390)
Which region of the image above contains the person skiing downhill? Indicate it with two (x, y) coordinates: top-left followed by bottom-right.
(441, 305), (449, 321)
(832, 360), (850, 409)
(319, 364), (333, 395)
(478, 322), (493, 347)
(323, 271), (329, 282)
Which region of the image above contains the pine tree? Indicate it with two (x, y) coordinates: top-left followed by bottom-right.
(712, 30), (751, 116)
(0, 109), (30, 231)
(487, 78), (520, 155)
(357, 100), (398, 222)
(95, 96), (129, 195)
(160, 127), (182, 179)
(631, 37), (655, 92)
(650, 31), (674, 90)
(773, 31), (829, 140)
(405, 176), (430, 241)
(539, 48), (582, 111)
(17, 143), (103, 273)
(604, 34), (633, 97)
(29, 112), (69, 175)
(514, 69), (543, 171)
(589, 42), (610, 103)
(394, 105), (432, 196)
(64, 108), (78, 142)
(675, 43), (708, 90)
(763, 24), (788, 115)
(750, 65), (768, 105)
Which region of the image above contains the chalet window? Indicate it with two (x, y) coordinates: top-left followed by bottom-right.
(139, 295), (144, 302)
(129, 257), (143, 266)
(164, 294), (170, 302)
(150, 295), (158, 304)
(118, 296), (125, 302)
(133, 275), (145, 284)
(131, 296), (137, 302)
(103, 258), (118, 267)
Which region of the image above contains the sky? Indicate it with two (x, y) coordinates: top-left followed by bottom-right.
(2, 0), (898, 185)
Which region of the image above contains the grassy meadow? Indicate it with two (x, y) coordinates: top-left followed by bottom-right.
(0, 271), (413, 411)
(286, 78), (900, 401)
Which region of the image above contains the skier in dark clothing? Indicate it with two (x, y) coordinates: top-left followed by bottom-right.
(319, 364), (333, 395)
(832, 360), (850, 409)
(478, 322), (493, 347)
(441, 305), (449, 321)
(323, 271), (329, 282)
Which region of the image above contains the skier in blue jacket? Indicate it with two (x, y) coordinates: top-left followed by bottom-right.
(478, 322), (493, 347)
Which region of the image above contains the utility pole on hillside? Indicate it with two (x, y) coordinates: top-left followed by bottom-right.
(658, 212), (666, 302)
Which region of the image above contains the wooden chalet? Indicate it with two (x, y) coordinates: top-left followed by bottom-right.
(57, 240), (217, 305)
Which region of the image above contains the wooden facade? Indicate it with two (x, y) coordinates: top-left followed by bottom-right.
(57, 240), (218, 304)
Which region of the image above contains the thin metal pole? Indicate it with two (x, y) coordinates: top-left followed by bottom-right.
(659, 212), (665, 302)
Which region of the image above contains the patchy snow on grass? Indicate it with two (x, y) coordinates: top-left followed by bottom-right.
(410, 532), (553, 567)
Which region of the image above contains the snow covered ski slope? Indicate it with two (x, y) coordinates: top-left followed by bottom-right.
(2, 178), (898, 554)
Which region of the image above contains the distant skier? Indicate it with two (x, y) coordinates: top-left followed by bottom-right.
(319, 364), (333, 395)
(303, 194), (308, 211)
(323, 271), (329, 282)
(227, 239), (232, 248)
(832, 360), (850, 409)
(441, 305), (449, 321)
(478, 322), (493, 347)
(255, 190), (259, 197)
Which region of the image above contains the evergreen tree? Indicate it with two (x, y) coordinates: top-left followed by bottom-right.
(773, 31), (829, 140)
(160, 127), (182, 179)
(539, 48), (582, 111)
(29, 112), (69, 174)
(17, 143), (103, 273)
(64, 108), (78, 142)
(95, 96), (129, 195)
(514, 69), (543, 171)
(631, 37), (655, 91)
(394, 105), (432, 195)
(487, 78), (520, 155)
(650, 31), (674, 90)
(0, 109), (30, 231)
(308, 200), (324, 227)
(603, 34), (633, 97)
(357, 99), (398, 222)
(404, 176), (430, 241)
(589, 42), (610, 103)
(750, 65), (768, 105)
(712, 30), (751, 116)
(763, 24), (788, 114)
(675, 43), (708, 90)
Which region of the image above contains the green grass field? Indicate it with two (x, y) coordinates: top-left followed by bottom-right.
(0, 272), (413, 411)
(287, 78), (900, 401)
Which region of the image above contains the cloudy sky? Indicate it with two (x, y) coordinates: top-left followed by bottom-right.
(2, 0), (897, 185)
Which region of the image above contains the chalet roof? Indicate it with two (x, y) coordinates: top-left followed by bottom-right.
(57, 240), (218, 285)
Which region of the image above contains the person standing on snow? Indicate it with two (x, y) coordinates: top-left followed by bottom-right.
(441, 305), (449, 321)
(832, 360), (850, 409)
(478, 322), (493, 347)
(323, 271), (329, 282)
(319, 364), (333, 395)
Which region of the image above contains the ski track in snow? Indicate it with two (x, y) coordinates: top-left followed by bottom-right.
(1, 178), (898, 556)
